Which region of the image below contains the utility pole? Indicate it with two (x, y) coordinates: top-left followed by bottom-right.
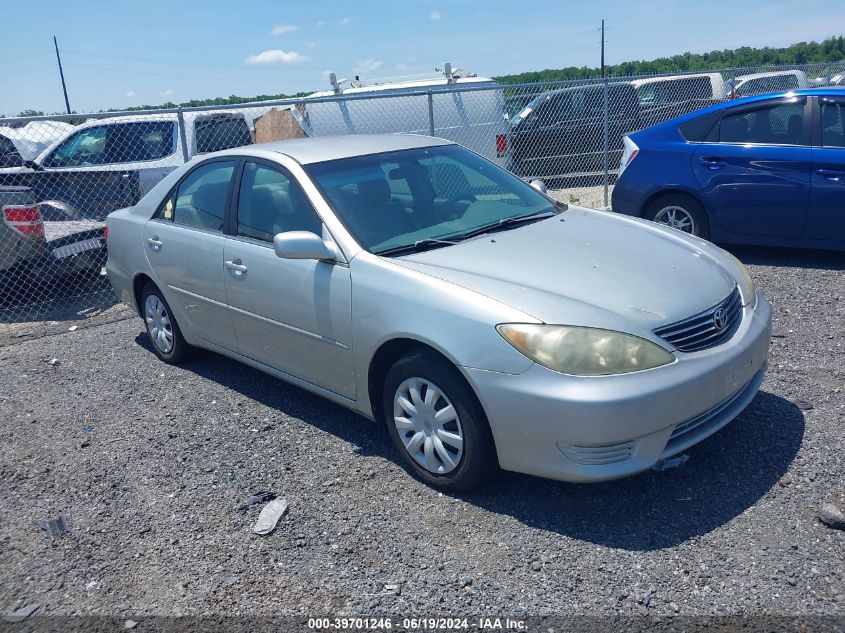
(53, 36), (71, 114)
(600, 19), (606, 78)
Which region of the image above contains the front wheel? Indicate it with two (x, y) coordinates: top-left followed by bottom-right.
(645, 194), (709, 239)
(383, 350), (497, 491)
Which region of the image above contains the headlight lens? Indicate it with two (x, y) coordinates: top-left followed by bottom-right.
(497, 324), (675, 376)
(724, 252), (757, 307)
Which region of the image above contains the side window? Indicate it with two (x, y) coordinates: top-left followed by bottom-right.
(155, 161), (235, 231)
(718, 102), (804, 145)
(679, 111), (721, 142)
(105, 122), (175, 162)
(236, 162), (321, 241)
(45, 126), (107, 167)
(195, 115), (253, 154)
(534, 94), (573, 126)
(820, 101), (845, 148)
(0, 135), (22, 167)
(582, 88), (605, 117)
(45, 122), (174, 167)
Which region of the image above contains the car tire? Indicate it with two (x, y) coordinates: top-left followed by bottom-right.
(140, 281), (191, 364)
(382, 350), (497, 491)
(645, 193), (709, 239)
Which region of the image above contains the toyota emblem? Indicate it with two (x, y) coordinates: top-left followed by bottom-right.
(713, 307), (728, 330)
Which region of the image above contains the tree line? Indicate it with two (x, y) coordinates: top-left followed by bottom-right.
(493, 36), (845, 84)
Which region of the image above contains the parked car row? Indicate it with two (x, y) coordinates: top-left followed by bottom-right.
(612, 89), (845, 250)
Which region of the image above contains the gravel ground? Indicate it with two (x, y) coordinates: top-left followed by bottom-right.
(0, 246), (843, 621)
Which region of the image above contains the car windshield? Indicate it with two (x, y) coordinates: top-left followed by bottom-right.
(305, 144), (561, 255)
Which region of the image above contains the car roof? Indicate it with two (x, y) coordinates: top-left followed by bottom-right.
(733, 70), (806, 82)
(630, 73), (723, 87)
(221, 133), (454, 165)
(308, 76), (496, 97)
(629, 88), (845, 139)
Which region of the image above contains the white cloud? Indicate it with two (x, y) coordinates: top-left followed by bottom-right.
(321, 69), (333, 78)
(271, 24), (299, 35)
(316, 20), (325, 27)
(339, 17), (351, 25)
(354, 58), (382, 73)
(394, 63), (408, 71)
(245, 49), (309, 64)
(429, 10), (441, 20)
(125, 90), (136, 98)
(159, 88), (174, 97)
(308, 41), (317, 49)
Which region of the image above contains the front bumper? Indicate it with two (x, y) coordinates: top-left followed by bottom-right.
(464, 293), (772, 482)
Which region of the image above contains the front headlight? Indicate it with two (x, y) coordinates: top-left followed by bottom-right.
(724, 252), (757, 307)
(497, 324), (675, 376)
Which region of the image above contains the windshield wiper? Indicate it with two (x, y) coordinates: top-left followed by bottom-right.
(376, 238), (458, 257)
(449, 210), (558, 241)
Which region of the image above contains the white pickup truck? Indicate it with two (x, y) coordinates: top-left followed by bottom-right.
(0, 110), (260, 221)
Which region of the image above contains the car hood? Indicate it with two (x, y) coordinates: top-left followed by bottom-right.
(393, 207), (737, 333)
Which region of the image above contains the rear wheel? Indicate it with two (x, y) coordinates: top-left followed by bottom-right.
(383, 350), (497, 491)
(645, 193), (709, 239)
(141, 282), (191, 364)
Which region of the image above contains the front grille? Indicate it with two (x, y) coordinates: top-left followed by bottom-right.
(557, 440), (636, 466)
(654, 287), (743, 352)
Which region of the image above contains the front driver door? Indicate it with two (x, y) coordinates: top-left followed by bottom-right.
(142, 159), (236, 350)
(692, 98), (811, 239)
(223, 160), (355, 399)
(806, 96), (845, 243)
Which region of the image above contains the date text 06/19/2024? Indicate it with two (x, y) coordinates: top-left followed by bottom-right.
(307, 617), (527, 630)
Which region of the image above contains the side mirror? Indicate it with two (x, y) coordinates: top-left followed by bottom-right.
(529, 179), (548, 194)
(273, 231), (339, 261)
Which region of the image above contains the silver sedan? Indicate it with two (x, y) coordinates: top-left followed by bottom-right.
(106, 134), (771, 490)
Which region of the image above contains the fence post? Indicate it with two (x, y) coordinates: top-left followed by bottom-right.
(730, 68), (736, 99)
(176, 108), (189, 162)
(427, 91), (435, 136)
(827, 62), (833, 85)
(602, 77), (609, 209)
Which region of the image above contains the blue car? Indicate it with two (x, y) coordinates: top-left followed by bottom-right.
(612, 89), (845, 250)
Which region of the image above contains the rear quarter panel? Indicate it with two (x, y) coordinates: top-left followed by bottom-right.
(612, 125), (701, 218)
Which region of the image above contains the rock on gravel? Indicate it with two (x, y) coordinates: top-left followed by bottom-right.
(818, 495), (845, 531)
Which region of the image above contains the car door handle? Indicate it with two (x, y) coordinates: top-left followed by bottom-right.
(225, 259), (248, 275)
(147, 236), (162, 251)
(816, 169), (845, 182)
(699, 157), (725, 169)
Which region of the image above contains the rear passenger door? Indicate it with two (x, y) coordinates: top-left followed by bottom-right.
(142, 159), (236, 349)
(806, 96), (845, 242)
(223, 160), (355, 399)
(692, 98), (811, 238)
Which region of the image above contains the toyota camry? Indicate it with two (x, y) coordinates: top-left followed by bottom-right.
(106, 134), (771, 490)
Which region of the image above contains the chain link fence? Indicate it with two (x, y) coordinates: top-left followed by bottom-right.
(1, 61), (843, 324)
